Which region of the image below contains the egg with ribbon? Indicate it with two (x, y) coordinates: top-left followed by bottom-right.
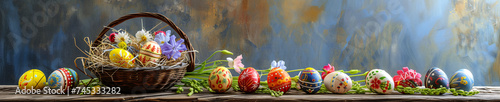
(424, 67), (449, 90)
(109, 48), (135, 68)
(48, 68), (79, 92)
(138, 41), (161, 66)
(365, 69), (394, 94)
(18, 69), (46, 89)
(208, 67), (233, 93)
(298, 67), (322, 94)
(238, 67), (260, 93)
(324, 72), (352, 94)
(450, 69), (474, 92)
(267, 67), (292, 93)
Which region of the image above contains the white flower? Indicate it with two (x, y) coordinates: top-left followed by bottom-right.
(135, 29), (152, 43)
(114, 31), (131, 44)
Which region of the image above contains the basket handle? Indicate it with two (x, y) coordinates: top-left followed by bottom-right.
(92, 12), (196, 72)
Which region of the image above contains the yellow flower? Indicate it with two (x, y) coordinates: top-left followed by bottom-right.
(460, 76), (468, 85)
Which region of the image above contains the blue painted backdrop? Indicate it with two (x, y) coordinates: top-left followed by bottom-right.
(0, 0), (499, 85)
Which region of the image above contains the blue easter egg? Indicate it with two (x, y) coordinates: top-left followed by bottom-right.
(424, 67), (450, 90)
(450, 69), (474, 91)
(298, 67), (322, 94)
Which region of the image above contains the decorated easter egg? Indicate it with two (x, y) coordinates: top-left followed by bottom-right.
(138, 41), (161, 66)
(365, 69), (394, 94)
(298, 67), (322, 94)
(424, 67), (449, 89)
(267, 67), (292, 93)
(238, 67), (260, 93)
(48, 68), (79, 92)
(109, 48), (135, 68)
(208, 67), (233, 93)
(450, 69), (474, 91)
(18, 69), (46, 89)
(324, 72), (352, 94)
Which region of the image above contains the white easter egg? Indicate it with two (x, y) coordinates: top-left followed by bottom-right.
(324, 72), (352, 94)
(365, 69), (394, 94)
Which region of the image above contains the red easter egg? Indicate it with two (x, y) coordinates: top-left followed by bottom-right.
(238, 67), (260, 93)
(267, 67), (291, 93)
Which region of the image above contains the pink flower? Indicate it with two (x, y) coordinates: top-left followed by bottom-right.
(227, 55), (244, 74)
(321, 64), (335, 80)
(109, 33), (117, 43)
(393, 67), (422, 86)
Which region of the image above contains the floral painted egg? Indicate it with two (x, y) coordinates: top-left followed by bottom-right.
(324, 72), (352, 94)
(298, 67), (322, 94)
(138, 41), (161, 66)
(424, 67), (449, 89)
(109, 48), (135, 68)
(365, 69), (394, 94)
(18, 69), (46, 89)
(48, 68), (79, 92)
(267, 67), (292, 93)
(238, 67), (260, 93)
(208, 67), (233, 93)
(450, 69), (474, 91)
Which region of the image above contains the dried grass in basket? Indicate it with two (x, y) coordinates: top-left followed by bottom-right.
(74, 12), (196, 93)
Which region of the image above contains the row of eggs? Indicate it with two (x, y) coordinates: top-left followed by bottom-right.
(18, 68), (80, 92)
(208, 67), (475, 94)
(208, 66), (352, 94)
(109, 41), (162, 68)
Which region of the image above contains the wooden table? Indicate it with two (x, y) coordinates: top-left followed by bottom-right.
(1, 85), (500, 102)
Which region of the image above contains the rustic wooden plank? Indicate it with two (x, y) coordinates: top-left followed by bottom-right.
(1, 85), (500, 101)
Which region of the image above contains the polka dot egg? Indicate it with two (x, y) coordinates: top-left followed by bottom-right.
(298, 67), (322, 94)
(424, 67), (449, 90)
(365, 69), (394, 94)
(324, 72), (352, 94)
(450, 69), (474, 91)
(48, 68), (79, 92)
(267, 67), (291, 93)
(208, 67), (233, 93)
(18, 69), (46, 89)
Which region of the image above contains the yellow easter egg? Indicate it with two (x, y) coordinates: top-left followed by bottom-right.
(109, 48), (135, 68)
(138, 41), (161, 66)
(18, 69), (46, 89)
(208, 67), (233, 93)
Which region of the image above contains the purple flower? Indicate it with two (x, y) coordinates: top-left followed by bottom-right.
(154, 30), (171, 46)
(271, 60), (286, 70)
(161, 35), (187, 60)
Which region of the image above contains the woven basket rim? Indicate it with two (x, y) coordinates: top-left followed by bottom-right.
(98, 62), (189, 71)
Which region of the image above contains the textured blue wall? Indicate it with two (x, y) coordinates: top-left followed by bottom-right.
(0, 0), (499, 85)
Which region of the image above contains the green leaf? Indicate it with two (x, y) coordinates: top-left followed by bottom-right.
(379, 76), (386, 80)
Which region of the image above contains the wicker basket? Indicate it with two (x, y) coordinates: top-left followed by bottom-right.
(79, 12), (196, 93)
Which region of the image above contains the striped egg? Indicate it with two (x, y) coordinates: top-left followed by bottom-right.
(47, 68), (79, 93)
(298, 67), (322, 94)
(138, 41), (161, 66)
